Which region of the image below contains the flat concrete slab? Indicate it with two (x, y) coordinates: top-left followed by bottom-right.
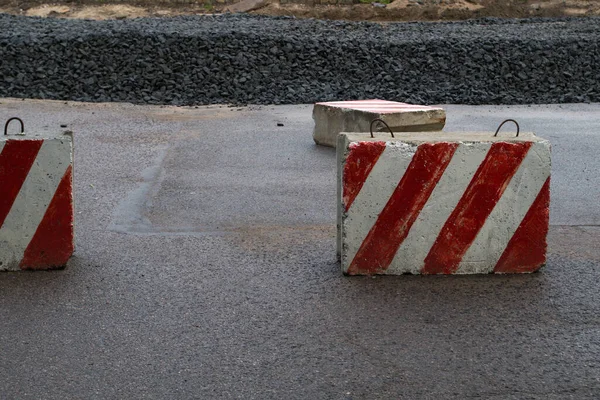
(313, 100), (446, 147)
(0, 99), (599, 399)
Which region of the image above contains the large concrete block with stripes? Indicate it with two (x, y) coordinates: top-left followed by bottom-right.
(313, 100), (446, 148)
(0, 131), (74, 271)
(337, 132), (551, 275)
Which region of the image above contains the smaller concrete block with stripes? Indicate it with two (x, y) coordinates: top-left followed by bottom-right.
(337, 132), (551, 275)
(313, 100), (446, 148)
(0, 131), (74, 271)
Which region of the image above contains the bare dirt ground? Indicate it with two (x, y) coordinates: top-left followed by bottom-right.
(256, 0), (600, 21)
(0, 0), (599, 21)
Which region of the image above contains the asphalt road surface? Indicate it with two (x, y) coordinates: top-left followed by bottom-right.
(1, 99), (599, 399)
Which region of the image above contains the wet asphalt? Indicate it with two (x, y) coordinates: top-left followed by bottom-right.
(0, 99), (599, 399)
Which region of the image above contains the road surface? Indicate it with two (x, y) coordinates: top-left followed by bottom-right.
(1, 99), (599, 399)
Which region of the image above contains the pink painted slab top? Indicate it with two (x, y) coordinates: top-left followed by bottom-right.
(316, 99), (441, 114)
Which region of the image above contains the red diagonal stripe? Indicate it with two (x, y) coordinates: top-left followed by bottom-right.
(347, 142), (458, 275)
(422, 142), (533, 275)
(20, 165), (74, 270)
(494, 177), (550, 273)
(343, 141), (386, 212)
(0, 140), (44, 228)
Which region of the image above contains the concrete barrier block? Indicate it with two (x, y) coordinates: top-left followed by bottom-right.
(313, 99), (446, 148)
(0, 131), (74, 271)
(337, 131), (551, 275)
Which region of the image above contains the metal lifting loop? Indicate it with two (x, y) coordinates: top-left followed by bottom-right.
(370, 118), (395, 139)
(4, 117), (24, 136)
(494, 119), (520, 138)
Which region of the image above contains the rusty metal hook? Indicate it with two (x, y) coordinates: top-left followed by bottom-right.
(494, 119), (520, 138)
(370, 118), (395, 139)
(4, 117), (24, 136)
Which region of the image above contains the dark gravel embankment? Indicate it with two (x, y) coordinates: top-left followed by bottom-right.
(0, 14), (599, 105)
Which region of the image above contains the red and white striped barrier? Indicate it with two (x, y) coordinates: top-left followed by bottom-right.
(0, 132), (74, 271)
(313, 99), (446, 148)
(337, 132), (551, 275)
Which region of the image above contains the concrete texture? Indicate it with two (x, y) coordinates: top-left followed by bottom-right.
(337, 132), (551, 275)
(0, 130), (73, 271)
(0, 99), (599, 399)
(312, 100), (446, 147)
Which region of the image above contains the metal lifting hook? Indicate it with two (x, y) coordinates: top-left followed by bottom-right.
(494, 119), (520, 138)
(4, 117), (24, 136)
(370, 118), (395, 139)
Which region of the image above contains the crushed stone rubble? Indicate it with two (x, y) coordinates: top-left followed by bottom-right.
(0, 13), (599, 105)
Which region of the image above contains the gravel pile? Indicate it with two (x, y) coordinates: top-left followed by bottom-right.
(0, 13), (599, 105)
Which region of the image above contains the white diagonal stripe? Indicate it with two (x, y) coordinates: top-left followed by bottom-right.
(0, 139), (71, 271)
(456, 142), (551, 274)
(342, 142), (415, 267)
(386, 142), (490, 275)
